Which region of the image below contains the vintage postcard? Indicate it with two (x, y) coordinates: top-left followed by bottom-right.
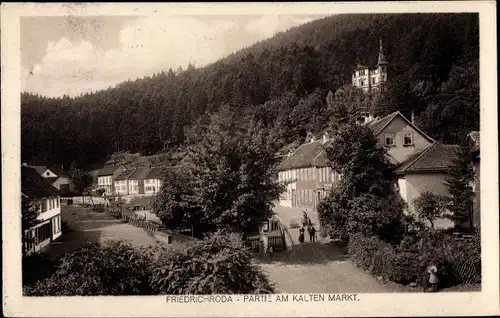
(2, 1), (498, 317)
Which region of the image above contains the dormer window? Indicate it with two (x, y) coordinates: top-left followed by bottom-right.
(403, 132), (414, 146)
(384, 133), (395, 147)
(46, 172), (50, 176)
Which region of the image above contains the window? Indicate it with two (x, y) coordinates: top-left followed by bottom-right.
(41, 200), (47, 212)
(359, 79), (364, 86)
(384, 133), (395, 146)
(46, 172), (50, 176)
(359, 70), (365, 76)
(371, 78), (376, 84)
(403, 132), (414, 146)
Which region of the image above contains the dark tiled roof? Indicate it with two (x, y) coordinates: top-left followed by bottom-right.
(48, 165), (69, 178)
(31, 165), (47, 175)
(278, 140), (330, 170)
(22, 166), (60, 198)
(114, 168), (136, 181)
(145, 167), (165, 179)
(45, 177), (59, 184)
(128, 166), (151, 180)
(98, 165), (119, 176)
(366, 111), (399, 136)
(396, 142), (459, 174)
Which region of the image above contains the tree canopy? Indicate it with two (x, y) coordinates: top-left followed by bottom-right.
(153, 107), (285, 237)
(21, 13), (479, 169)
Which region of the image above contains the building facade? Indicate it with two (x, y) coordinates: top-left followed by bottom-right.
(97, 163), (126, 195)
(277, 111), (435, 210)
(22, 165), (62, 255)
(352, 39), (388, 93)
(395, 142), (459, 229)
(144, 167), (165, 195)
(114, 168), (136, 196)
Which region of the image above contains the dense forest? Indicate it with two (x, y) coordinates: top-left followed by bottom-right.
(21, 13), (479, 169)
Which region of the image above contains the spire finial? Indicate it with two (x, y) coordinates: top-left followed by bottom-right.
(378, 37), (387, 66)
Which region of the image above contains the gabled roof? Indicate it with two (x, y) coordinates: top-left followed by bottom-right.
(98, 165), (120, 176)
(30, 165), (47, 175)
(22, 166), (60, 198)
(395, 142), (459, 174)
(114, 168), (136, 181)
(366, 111), (435, 143)
(278, 139), (330, 171)
(45, 177), (59, 185)
(145, 167), (165, 179)
(47, 165), (69, 178)
(128, 166), (151, 180)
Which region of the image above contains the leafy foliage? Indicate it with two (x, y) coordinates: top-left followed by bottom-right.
(21, 13), (479, 169)
(24, 241), (154, 296)
(348, 232), (481, 287)
(153, 107), (285, 237)
(318, 124), (404, 242)
(22, 200), (40, 256)
(24, 234), (275, 296)
(413, 192), (447, 229)
(445, 139), (476, 229)
(149, 231), (275, 294)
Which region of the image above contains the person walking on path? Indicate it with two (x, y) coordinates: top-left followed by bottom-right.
(298, 227), (305, 243)
(308, 225), (317, 243)
(302, 210), (309, 227)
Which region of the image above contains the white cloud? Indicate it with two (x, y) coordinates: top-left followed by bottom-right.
(23, 15), (318, 97)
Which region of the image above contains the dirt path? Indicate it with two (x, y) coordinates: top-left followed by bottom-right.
(41, 206), (166, 260)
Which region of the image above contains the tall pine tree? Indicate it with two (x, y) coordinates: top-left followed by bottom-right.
(445, 138), (476, 230)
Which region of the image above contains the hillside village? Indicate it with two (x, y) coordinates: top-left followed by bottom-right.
(20, 13), (481, 296)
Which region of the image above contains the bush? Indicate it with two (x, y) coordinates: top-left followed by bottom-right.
(149, 231), (275, 294)
(24, 241), (154, 296)
(348, 231), (481, 288)
(348, 233), (392, 272)
(24, 232), (275, 296)
(289, 220), (300, 229)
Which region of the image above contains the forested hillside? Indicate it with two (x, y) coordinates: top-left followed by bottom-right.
(21, 13), (479, 169)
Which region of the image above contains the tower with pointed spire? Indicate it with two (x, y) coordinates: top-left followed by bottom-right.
(352, 38), (388, 93)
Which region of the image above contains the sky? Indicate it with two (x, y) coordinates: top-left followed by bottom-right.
(21, 15), (326, 97)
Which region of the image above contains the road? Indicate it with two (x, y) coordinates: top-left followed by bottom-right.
(267, 204), (409, 293)
(41, 205), (167, 259)
(44, 205), (408, 293)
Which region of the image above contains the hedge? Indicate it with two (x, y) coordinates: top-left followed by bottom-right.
(348, 232), (481, 288)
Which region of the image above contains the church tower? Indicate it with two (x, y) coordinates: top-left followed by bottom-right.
(376, 38), (388, 91)
(352, 38), (388, 93)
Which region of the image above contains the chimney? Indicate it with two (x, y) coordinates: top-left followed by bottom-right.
(411, 111), (415, 124)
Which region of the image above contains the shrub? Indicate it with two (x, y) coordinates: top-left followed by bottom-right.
(289, 220), (300, 229)
(149, 231), (275, 294)
(25, 233), (275, 295)
(24, 241), (155, 296)
(348, 233), (392, 272)
(349, 231), (481, 288)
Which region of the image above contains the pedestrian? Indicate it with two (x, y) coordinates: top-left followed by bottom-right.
(309, 225), (317, 243)
(308, 218), (312, 227)
(299, 227), (305, 243)
(268, 243), (273, 257)
(302, 210), (308, 227)
(427, 264), (440, 292)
